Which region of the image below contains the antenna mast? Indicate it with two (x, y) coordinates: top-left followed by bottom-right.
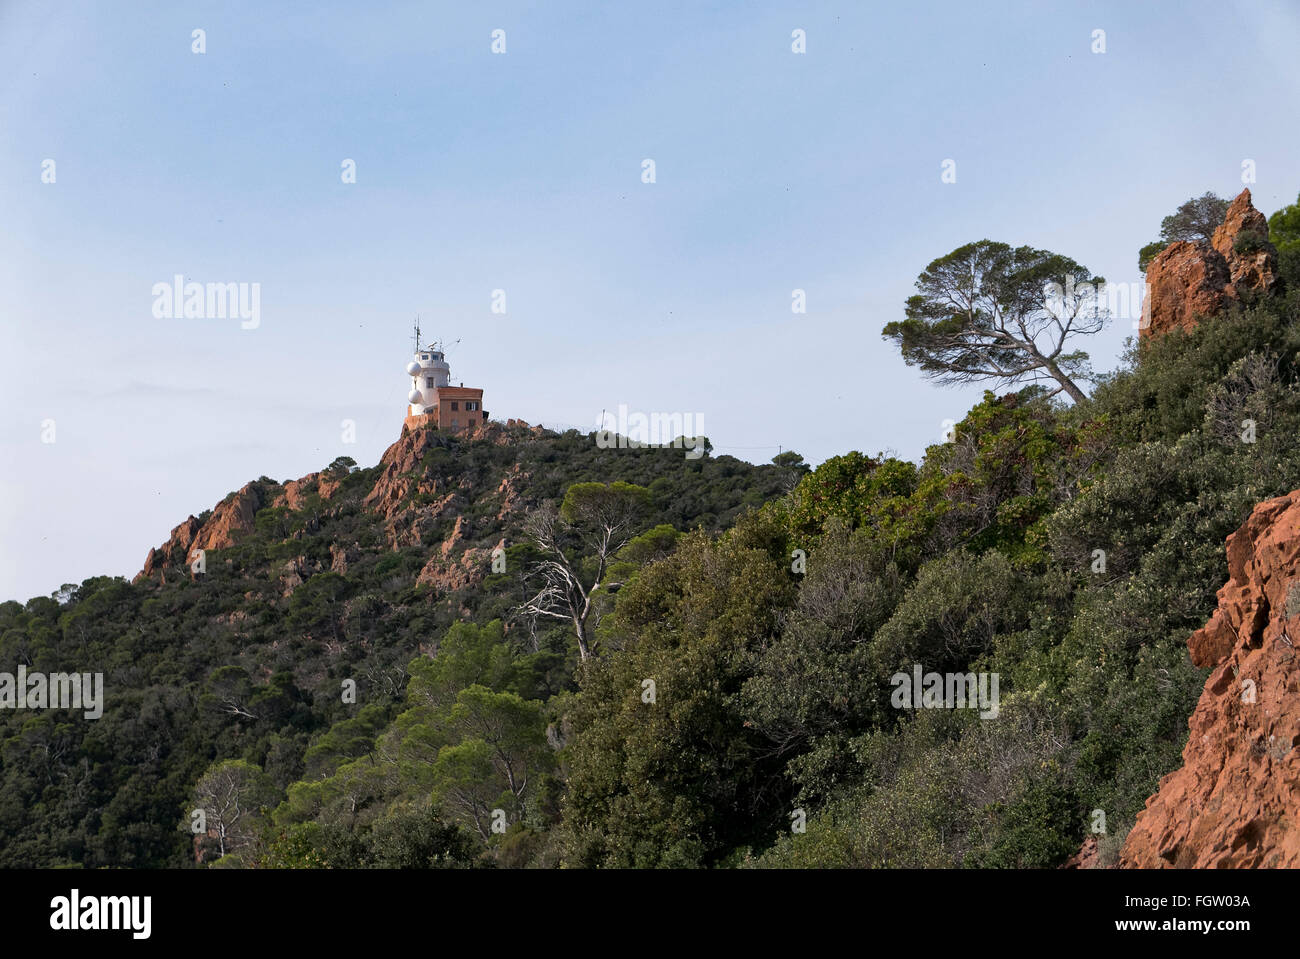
(412, 315), (422, 353)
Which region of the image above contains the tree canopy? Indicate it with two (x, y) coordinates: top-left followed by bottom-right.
(518, 481), (653, 661)
(1138, 191), (1230, 271)
(1268, 192), (1300, 287)
(882, 240), (1106, 403)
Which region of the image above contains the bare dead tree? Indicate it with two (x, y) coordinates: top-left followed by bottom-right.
(516, 483), (650, 660)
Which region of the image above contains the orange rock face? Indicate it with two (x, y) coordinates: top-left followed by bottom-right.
(273, 473), (319, 511)
(415, 533), (505, 593)
(1119, 491), (1300, 868)
(1062, 835), (1099, 869)
(1141, 241), (1232, 336)
(137, 420), (540, 588)
(138, 516), (203, 582)
(196, 483), (263, 551)
(135, 484), (262, 581)
(271, 471), (343, 511)
(1141, 189), (1280, 340)
(364, 424), (447, 521)
(1211, 190), (1275, 278)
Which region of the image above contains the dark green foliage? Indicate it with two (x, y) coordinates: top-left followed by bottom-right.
(568, 283), (1300, 868)
(965, 772), (1081, 868)
(558, 511), (797, 867)
(1268, 193), (1300, 289)
(1160, 192), (1229, 242)
(868, 550), (1031, 679)
(1232, 229), (1268, 256)
(0, 428), (786, 868)
(259, 810), (483, 869)
(741, 523), (905, 758)
(1137, 240), (1166, 273)
(8, 273), (1300, 870)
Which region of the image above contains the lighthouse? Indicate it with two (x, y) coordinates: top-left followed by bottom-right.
(403, 321), (488, 435)
(405, 347), (451, 413)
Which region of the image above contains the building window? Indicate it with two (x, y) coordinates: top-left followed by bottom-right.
(465, 401), (476, 411)
(421, 354), (428, 360)
(426, 378), (434, 387)
(451, 401), (459, 411)
(451, 419), (459, 429)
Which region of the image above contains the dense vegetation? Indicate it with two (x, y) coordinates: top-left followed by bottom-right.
(564, 279), (1300, 868)
(5, 200), (1300, 869)
(0, 430), (789, 867)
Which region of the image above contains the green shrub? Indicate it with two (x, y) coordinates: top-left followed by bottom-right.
(1233, 229), (1268, 256)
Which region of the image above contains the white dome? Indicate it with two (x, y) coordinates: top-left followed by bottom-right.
(407, 389), (423, 404)
(405, 360), (422, 376)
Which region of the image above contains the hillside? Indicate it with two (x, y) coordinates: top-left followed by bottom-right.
(0, 423), (790, 867)
(5, 192), (1300, 870)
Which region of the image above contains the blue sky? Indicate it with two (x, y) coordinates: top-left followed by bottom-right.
(3, 0), (1299, 602)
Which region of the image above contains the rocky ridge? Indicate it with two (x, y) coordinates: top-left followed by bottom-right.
(1141, 189), (1281, 339)
(135, 421), (539, 596)
(1119, 491), (1300, 867)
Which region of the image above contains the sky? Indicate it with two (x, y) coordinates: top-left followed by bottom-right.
(2, 0), (1299, 603)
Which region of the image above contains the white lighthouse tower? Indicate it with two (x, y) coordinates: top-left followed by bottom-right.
(405, 320), (451, 415)
(402, 319), (489, 435)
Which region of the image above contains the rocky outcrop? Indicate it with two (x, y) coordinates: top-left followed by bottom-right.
(1063, 836), (1099, 869)
(329, 542), (360, 575)
(198, 483), (263, 551)
(138, 421), (539, 584)
(274, 474), (318, 511)
(364, 426), (452, 521)
(496, 464), (525, 520)
(364, 422), (538, 550)
(415, 530), (505, 593)
(279, 555), (320, 598)
(135, 483), (263, 582)
(1212, 190), (1279, 290)
(138, 516), (203, 582)
(317, 472), (343, 501)
(272, 471), (342, 511)
(1119, 491), (1300, 868)
(1141, 241), (1233, 336)
(1141, 189), (1280, 340)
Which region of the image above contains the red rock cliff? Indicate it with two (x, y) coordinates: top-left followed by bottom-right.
(135, 483), (265, 582)
(1120, 491), (1300, 867)
(1141, 189), (1280, 339)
